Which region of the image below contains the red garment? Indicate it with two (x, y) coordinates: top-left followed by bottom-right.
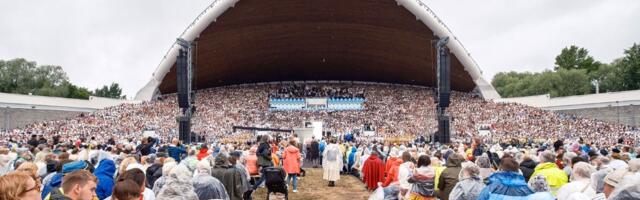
(282, 145), (301, 174)
(386, 157), (398, 175)
(246, 147), (259, 175)
(363, 154), (385, 191)
(382, 159), (403, 187)
(197, 148), (209, 160)
(555, 159), (564, 169)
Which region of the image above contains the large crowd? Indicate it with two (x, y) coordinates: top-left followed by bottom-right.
(2, 83), (637, 147)
(0, 83), (639, 200)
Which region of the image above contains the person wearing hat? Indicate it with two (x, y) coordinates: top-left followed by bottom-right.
(603, 168), (636, 198)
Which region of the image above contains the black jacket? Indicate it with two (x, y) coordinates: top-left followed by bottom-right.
(257, 142), (273, 167)
(146, 163), (163, 188)
(519, 159), (537, 182)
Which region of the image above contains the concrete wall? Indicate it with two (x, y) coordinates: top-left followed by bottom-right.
(1, 107), (85, 130)
(554, 105), (640, 127)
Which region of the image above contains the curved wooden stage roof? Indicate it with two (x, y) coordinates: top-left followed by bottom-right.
(136, 0), (500, 100)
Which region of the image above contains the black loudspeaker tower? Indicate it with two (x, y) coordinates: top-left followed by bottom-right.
(437, 41), (451, 108)
(178, 116), (191, 143)
(176, 49), (189, 108)
(437, 116), (451, 144)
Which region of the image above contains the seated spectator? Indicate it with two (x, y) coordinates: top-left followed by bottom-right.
(478, 155), (533, 200)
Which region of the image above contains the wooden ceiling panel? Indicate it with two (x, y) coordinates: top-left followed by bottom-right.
(158, 0), (476, 93)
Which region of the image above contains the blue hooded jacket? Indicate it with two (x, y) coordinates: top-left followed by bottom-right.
(41, 173), (63, 199)
(168, 145), (187, 162)
(94, 159), (116, 200)
(477, 171), (534, 200)
(348, 148), (357, 167)
(42, 161), (89, 199)
(319, 141), (326, 154)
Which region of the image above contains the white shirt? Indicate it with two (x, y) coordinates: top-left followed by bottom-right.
(397, 162), (414, 190)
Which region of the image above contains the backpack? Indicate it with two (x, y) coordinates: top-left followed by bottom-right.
(326, 147), (339, 162)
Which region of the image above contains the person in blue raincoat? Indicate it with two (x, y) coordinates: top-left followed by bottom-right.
(477, 156), (534, 200)
(94, 158), (116, 200)
(347, 147), (357, 174)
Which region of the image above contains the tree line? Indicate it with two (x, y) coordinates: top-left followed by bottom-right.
(0, 58), (125, 99)
(492, 43), (640, 98)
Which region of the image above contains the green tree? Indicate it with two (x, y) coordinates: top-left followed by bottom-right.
(554, 45), (601, 73)
(592, 61), (625, 93)
(491, 69), (591, 98)
(94, 82), (124, 99)
(619, 43), (640, 90)
(550, 69), (591, 97)
(0, 58), (100, 99)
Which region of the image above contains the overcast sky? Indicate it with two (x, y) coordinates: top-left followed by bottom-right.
(1, 0), (639, 98)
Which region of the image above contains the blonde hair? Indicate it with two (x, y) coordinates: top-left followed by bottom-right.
(118, 157), (138, 176)
(0, 171), (38, 200)
(16, 162), (39, 178)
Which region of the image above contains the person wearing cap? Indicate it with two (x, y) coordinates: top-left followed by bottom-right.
(531, 150), (568, 195)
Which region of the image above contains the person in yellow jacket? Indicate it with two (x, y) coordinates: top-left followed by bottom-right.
(531, 151), (568, 195)
(430, 157), (445, 192)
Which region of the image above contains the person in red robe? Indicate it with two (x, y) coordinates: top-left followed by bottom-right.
(362, 151), (386, 191)
(197, 145), (209, 160)
(381, 158), (403, 187)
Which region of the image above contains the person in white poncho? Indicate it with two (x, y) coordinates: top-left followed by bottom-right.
(323, 139), (342, 187)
